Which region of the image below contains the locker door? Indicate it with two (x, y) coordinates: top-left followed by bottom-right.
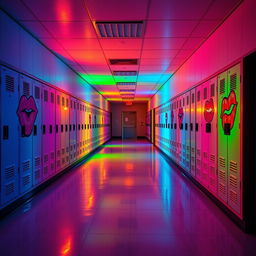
(195, 86), (202, 182)
(181, 95), (186, 169)
(177, 97), (182, 165)
(19, 75), (34, 194)
(64, 95), (70, 166)
(185, 92), (191, 172)
(69, 97), (77, 163)
(218, 71), (228, 202)
(201, 81), (210, 188)
(227, 64), (241, 215)
(0, 67), (19, 206)
(190, 89), (196, 177)
(173, 100), (178, 163)
(33, 81), (42, 185)
(208, 78), (218, 194)
(55, 92), (62, 172)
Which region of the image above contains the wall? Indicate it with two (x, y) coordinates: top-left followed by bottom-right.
(151, 0), (256, 108)
(0, 9), (108, 110)
(110, 102), (147, 137)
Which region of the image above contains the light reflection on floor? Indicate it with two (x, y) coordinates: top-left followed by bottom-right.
(0, 139), (256, 256)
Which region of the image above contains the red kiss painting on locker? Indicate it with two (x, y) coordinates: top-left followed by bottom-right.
(17, 95), (38, 136)
(204, 98), (214, 123)
(220, 90), (238, 132)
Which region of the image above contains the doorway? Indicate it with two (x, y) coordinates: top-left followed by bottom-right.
(122, 111), (137, 139)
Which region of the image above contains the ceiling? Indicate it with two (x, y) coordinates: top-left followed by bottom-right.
(1, 0), (242, 102)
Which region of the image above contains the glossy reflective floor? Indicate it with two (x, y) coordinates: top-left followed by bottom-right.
(1, 139), (256, 256)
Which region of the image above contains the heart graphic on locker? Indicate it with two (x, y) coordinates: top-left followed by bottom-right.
(17, 95), (38, 136)
(220, 90), (238, 131)
(178, 108), (184, 126)
(204, 98), (214, 123)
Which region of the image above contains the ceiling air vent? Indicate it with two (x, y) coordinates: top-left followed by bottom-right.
(116, 82), (136, 85)
(113, 71), (137, 76)
(95, 21), (143, 38)
(109, 59), (138, 65)
(119, 89), (135, 92)
(116, 82), (136, 86)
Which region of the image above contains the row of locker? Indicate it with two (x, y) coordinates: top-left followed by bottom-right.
(0, 66), (111, 209)
(153, 63), (242, 217)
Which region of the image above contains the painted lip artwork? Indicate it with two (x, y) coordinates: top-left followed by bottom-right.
(17, 95), (38, 136)
(178, 108), (184, 127)
(204, 98), (214, 123)
(220, 90), (238, 131)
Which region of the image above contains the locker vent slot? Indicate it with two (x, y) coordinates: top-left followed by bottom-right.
(35, 170), (40, 180)
(197, 91), (200, 101)
(22, 175), (30, 186)
(44, 154), (48, 163)
(44, 166), (48, 174)
(219, 79), (225, 94)
(23, 82), (30, 96)
(203, 88), (207, 99)
(35, 157), (41, 167)
(210, 166), (215, 175)
(230, 74), (237, 91)
(219, 183), (226, 194)
(219, 170), (226, 181)
(51, 93), (54, 103)
(230, 190), (238, 204)
(219, 157), (226, 168)
(57, 95), (60, 105)
(51, 152), (55, 159)
(203, 152), (208, 158)
(5, 166), (15, 179)
(35, 86), (40, 99)
(5, 75), (15, 92)
(44, 90), (48, 102)
(5, 183), (14, 195)
(22, 161), (30, 172)
(210, 84), (215, 97)
(210, 154), (215, 163)
(229, 161), (238, 173)
(229, 174), (237, 189)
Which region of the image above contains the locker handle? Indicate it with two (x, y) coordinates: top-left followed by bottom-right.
(224, 123), (231, 135)
(206, 123), (211, 133)
(195, 123), (198, 132)
(3, 125), (9, 140)
(190, 123), (193, 131)
(21, 125), (26, 137)
(42, 125), (46, 135)
(185, 123), (188, 130)
(180, 123), (183, 130)
(174, 123), (177, 129)
(49, 125), (53, 134)
(56, 125), (58, 133)
(34, 125), (37, 136)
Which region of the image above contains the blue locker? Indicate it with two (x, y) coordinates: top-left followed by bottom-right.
(19, 74), (34, 194)
(0, 66), (19, 207)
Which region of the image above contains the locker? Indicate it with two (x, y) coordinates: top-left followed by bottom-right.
(195, 86), (202, 182)
(190, 89), (196, 177)
(82, 103), (87, 155)
(55, 91), (62, 172)
(42, 85), (56, 180)
(69, 97), (77, 163)
(202, 78), (218, 193)
(32, 80), (42, 185)
(218, 70), (228, 202)
(0, 67), (19, 206)
(19, 74), (34, 194)
(176, 96), (182, 165)
(184, 91), (191, 172)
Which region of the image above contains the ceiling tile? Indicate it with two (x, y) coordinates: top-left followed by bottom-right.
(100, 39), (142, 50)
(104, 50), (141, 59)
(182, 37), (205, 50)
(109, 65), (139, 71)
(58, 38), (101, 50)
(23, 0), (90, 21)
(22, 21), (52, 38)
(191, 20), (220, 38)
(86, 0), (148, 20)
(40, 38), (64, 50)
(67, 50), (107, 64)
(143, 38), (186, 50)
(42, 21), (97, 38)
(145, 20), (198, 38)
(140, 58), (170, 67)
(203, 0), (242, 20)
(148, 0), (211, 20)
(141, 49), (178, 59)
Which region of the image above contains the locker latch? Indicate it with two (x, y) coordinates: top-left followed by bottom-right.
(21, 125), (26, 137)
(195, 123), (199, 132)
(206, 123), (211, 133)
(190, 123), (193, 131)
(224, 123), (231, 135)
(3, 125), (9, 140)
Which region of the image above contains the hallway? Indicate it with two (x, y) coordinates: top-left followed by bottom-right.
(0, 139), (255, 256)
